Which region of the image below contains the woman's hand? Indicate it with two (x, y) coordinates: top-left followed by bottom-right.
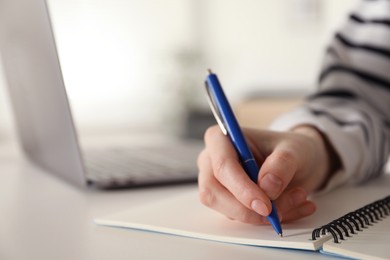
(197, 125), (338, 225)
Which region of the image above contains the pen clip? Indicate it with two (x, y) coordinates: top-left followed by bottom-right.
(205, 81), (228, 136)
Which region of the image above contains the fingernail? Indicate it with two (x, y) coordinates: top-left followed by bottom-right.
(289, 189), (306, 206)
(260, 174), (283, 199)
(251, 200), (270, 216)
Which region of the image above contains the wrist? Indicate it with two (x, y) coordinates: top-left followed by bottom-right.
(292, 125), (340, 191)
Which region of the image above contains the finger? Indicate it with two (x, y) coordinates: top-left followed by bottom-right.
(204, 126), (272, 216)
(273, 187), (316, 222)
(258, 145), (299, 200)
(273, 187), (309, 221)
(281, 201), (316, 223)
(197, 150), (267, 225)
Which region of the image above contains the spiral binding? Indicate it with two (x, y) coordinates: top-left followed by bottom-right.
(312, 195), (390, 243)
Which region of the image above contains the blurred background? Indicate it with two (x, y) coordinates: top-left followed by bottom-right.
(0, 0), (358, 143)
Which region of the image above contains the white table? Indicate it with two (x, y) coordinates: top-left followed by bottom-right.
(0, 142), (334, 260)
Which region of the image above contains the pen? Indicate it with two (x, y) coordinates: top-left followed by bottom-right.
(204, 69), (283, 237)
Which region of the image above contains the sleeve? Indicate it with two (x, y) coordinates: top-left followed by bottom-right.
(269, 0), (390, 192)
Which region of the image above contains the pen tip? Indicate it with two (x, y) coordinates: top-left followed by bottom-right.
(279, 233), (283, 238)
(207, 68), (213, 74)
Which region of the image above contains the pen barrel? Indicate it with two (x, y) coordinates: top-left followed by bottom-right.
(267, 202), (283, 235)
(244, 158), (282, 235)
(242, 159), (259, 183)
(205, 70), (282, 236)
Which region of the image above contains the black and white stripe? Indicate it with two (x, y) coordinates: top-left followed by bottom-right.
(271, 0), (390, 190)
(316, 0), (390, 182)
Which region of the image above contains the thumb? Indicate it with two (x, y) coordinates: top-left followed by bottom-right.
(258, 147), (298, 200)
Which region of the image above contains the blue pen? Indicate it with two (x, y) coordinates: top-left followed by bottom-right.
(204, 69), (283, 237)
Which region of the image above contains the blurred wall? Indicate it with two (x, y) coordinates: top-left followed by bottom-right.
(0, 0), (358, 140)
(0, 53), (15, 140)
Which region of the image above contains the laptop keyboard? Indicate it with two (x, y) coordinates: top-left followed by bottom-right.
(83, 143), (202, 188)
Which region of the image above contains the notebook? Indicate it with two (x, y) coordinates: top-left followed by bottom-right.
(95, 173), (390, 259)
(0, 0), (202, 189)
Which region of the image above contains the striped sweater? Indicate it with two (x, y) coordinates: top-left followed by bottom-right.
(270, 0), (390, 191)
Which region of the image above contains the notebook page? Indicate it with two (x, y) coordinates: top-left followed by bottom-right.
(95, 188), (327, 251)
(95, 174), (390, 251)
(321, 208), (390, 259)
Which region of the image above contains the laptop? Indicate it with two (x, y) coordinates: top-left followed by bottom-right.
(0, 0), (203, 189)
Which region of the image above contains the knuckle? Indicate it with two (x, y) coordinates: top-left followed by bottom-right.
(273, 150), (296, 166)
(236, 187), (253, 204)
(204, 125), (222, 143)
(198, 186), (215, 207)
(213, 157), (230, 180)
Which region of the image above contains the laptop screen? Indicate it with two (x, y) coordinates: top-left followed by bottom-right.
(0, 0), (86, 186)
